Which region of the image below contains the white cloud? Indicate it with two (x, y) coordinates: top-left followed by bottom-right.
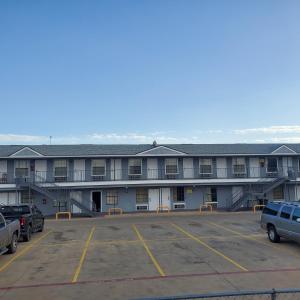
(0, 134), (48, 143)
(270, 137), (300, 143)
(234, 125), (300, 135)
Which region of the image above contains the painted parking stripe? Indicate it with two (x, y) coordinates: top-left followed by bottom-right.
(207, 221), (300, 259)
(0, 230), (52, 273)
(171, 223), (248, 272)
(132, 224), (166, 277)
(72, 226), (95, 283)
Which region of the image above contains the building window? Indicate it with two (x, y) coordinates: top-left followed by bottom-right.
(106, 191), (118, 205)
(206, 187), (218, 202)
(199, 159), (212, 175)
(54, 160), (67, 179)
(20, 190), (33, 204)
(232, 157), (246, 175)
(15, 160), (29, 178)
(91, 159), (106, 176)
(128, 159), (142, 175)
(273, 185), (284, 200)
(267, 158), (278, 173)
(136, 188), (148, 204)
(165, 158), (178, 174)
(173, 187), (185, 202)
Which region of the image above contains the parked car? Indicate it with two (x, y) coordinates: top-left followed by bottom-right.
(261, 201), (300, 243)
(0, 212), (20, 254)
(0, 204), (44, 242)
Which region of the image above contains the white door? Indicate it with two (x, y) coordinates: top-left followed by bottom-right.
(148, 189), (160, 211)
(217, 158), (227, 178)
(232, 186), (243, 204)
(183, 158), (194, 178)
(161, 188), (171, 209)
(111, 159), (122, 180)
(35, 160), (47, 182)
(70, 191), (82, 213)
(282, 157), (293, 176)
(74, 159), (85, 181)
(147, 158), (158, 179)
(249, 157), (260, 178)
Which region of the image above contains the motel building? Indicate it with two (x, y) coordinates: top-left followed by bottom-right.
(0, 143), (300, 216)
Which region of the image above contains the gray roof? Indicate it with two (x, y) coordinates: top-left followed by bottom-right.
(0, 143), (300, 157)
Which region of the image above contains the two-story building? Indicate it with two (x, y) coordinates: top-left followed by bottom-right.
(0, 143), (299, 216)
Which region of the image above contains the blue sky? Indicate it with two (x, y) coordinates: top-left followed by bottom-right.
(1, 0), (300, 144)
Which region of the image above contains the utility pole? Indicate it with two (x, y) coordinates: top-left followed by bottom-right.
(49, 136), (52, 145)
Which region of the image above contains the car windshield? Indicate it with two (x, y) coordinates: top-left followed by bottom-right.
(0, 205), (31, 215)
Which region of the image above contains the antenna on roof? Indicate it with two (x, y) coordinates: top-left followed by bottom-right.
(152, 140), (157, 147)
(49, 136), (52, 145)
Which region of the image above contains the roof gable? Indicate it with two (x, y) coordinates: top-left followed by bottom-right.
(10, 147), (44, 157)
(136, 146), (187, 156)
(271, 145), (296, 154)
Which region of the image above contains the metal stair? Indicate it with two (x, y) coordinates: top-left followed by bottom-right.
(69, 198), (98, 217)
(229, 176), (288, 212)
(16, 176), (96, 217)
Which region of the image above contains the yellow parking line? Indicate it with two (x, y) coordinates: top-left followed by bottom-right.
(132, 224), (166, 277)
(207, 221), (300, 259)
(0, 230), (52, 273)
(171, 223), (248, 272)
(72, 226), (95, 283)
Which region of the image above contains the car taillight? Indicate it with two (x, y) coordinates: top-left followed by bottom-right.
(20, 217), (25, 226)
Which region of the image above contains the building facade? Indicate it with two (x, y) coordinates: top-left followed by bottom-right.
(0, 143), (300, 216)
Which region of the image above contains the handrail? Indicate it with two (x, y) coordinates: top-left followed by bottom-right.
(1, 166), (295, 184)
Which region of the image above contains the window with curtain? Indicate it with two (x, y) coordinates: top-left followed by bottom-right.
(173, 187), (185, 202)
(92, 159), (106, 176)
(199, 158), (212, 174)
(136, 188), (148, 204)
(54, 160), (67, 177)
(232, 157), (246, 174)
(15, 160), (29, 178)
(128, 159), (142, 175)
(165, 158), (178, 174)
(106, 190), (118, 205)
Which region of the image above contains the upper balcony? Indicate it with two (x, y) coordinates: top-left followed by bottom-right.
(0, 166), (297, 185)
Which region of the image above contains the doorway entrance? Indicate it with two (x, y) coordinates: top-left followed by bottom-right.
(92, 191), (102, 212)
(148, 188), (171, 211)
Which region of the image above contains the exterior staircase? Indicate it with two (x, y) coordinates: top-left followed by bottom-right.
(229, 176), (288, 212)
(16, 177), (96, 217)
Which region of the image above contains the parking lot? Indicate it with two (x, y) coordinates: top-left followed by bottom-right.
(1, 211), (300, 299)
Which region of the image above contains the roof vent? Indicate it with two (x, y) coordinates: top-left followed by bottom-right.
(152, 140), (157, 147)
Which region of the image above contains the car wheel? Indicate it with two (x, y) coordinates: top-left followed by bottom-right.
(7, 233), (18, 254)
(23, 226), (32, 242)
(268, 225), (280, 243)
(38, 221), (44, 232)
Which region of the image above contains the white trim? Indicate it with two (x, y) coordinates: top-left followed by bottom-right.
(91, 159), (106, 177)
(10, 147), (43, 157)
(14, 160), (30, 178)
(91, 190), (103, 212)
(266, 157), (278, 174)
(136, 204), (149, 211)
(165, 158), (179, 175)
(199, 158), (213, 175)
(173, 202), (186, 210)
(271, 145), (296, 154)
(128, 158), (143, 176)
(53, 159), (68, 178)
(136, 146), (187, 156)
